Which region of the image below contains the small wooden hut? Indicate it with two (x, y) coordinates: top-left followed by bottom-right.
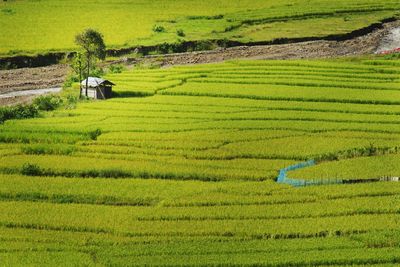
(81, 77), (115, 99)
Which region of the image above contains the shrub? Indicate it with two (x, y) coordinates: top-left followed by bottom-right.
(13, 105), (39, 119)
(63, 74), (79, 88)
(1, 8), (16, 15)
(88, 128), (102, 140)
(177, 29), (185, 37)
(65, 94), (78, 109)
(21, 163), (43, 176)
(153, 25), (166, 33)
(108, 64), (125, 74)
(0, 104), (39, 123)
(90, 67), (105, 77)
(383, 52), (400, 60)
(194, 40), (215, 51)
(33, 95), (63, 111)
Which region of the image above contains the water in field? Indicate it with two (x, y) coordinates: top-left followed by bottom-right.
(376, 27), (400, 53)
(0, 87), (62, 99)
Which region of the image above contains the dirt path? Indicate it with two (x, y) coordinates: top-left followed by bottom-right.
(0, 19), (399, 106)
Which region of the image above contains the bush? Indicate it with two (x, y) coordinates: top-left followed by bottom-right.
(383, 52), (400, 60)
(13, 105), (39, 119)
(90, 67), (105, 77)
(0, 104), (39, 123)
(108, 64), (125, 74)
(63, 74), (79, 88)
(88, 128), (102, 140)
(33, 95), (63, 111)
(65, 94), (78, 109)
(153, 25), (166, 33)
(194, 40), (215, 51)
(21, 163), (43, 176)
(177, 29), (185, 37)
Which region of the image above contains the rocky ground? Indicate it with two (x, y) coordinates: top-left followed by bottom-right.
(0, 20), (399, 106)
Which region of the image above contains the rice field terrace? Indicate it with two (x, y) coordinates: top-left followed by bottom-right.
(1, 58), (400, 265)
(1, 0), (400, 56)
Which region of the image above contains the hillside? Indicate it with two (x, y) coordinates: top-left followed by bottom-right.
(1, 0), (399, 56)
(1, 58), (400, 265)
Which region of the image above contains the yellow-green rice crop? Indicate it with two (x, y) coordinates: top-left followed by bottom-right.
(1, 57), (400, 265)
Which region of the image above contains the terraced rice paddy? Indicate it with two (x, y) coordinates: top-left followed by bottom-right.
(1, 0), (400, 55)
(1, 58), (400, 265)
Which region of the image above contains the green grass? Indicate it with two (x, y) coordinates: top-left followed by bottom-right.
(1, 57), (400, 265)
(1, 0), (400, 56)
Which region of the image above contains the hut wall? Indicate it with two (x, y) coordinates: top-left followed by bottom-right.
(81, 87), (97, 99)
(80, 85), (113, 99)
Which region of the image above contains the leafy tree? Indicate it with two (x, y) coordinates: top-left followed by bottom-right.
(75, 29), (106, 96)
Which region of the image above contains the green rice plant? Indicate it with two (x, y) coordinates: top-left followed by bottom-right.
(161, 81), (400, 105)
(288, 154), (400, 181)
(0, 58), (400, 265)
(1, 225), (399, 266)
(0, 200), (398, 238)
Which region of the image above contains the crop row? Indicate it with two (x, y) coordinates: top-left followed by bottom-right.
(161, 81), (400, 104)
(2, 173), (400, 207)
(0, 200), (398, 239)
(188, 76), (400, 91)
(97, 95), (400, 115)
(64, 107), (400, 125)
(0, 225), (399, 266)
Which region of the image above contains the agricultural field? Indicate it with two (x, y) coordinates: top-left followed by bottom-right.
(1, 0), (400, 56)
(0, 58), (400, 265)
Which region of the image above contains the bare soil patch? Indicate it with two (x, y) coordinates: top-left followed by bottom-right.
(0, 64), (67, 95)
